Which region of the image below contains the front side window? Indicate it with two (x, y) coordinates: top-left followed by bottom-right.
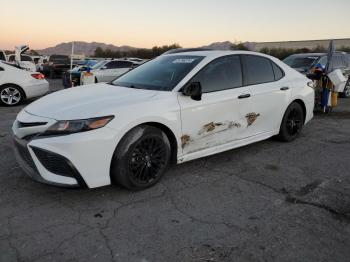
(112, 55), (204, 91)
(191, 55), (242, 93)
(243, 55), (275, 85)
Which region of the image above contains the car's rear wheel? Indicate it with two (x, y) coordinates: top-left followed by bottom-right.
(278, 102), (304, 142)
(0, 85), (24, 106)
(111, 126), (171, 190)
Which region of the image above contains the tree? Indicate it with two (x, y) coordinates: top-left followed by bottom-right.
(231, 42), (250, 51)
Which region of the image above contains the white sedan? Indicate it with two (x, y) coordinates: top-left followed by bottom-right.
(12, 50), (314, 190)
(91, 59), (134, 83)
(0, 62), (49, 106)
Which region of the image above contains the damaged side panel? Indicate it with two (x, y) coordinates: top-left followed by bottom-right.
(180, 113), (261, 154)
(181, 120), (242, 153)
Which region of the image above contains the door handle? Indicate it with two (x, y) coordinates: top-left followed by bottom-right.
(238, 94), (251, 99)
(280, 87), (290, 91)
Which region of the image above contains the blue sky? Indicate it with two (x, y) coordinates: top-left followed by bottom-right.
(1, 0), (349, 49)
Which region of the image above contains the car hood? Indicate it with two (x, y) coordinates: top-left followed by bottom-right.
(24, 83), (159, 120)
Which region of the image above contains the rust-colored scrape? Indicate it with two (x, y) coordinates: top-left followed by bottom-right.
(201, 122), (224, 133)
(246, 113), (260, 126)
(228, 121), (241, 129)
(181, 135), (191, 148)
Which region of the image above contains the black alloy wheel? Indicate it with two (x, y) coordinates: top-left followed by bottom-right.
(278, 102), (304, 142)
(111, 125), (171, 190)
(285, 108), (303, 136)
(128, 136), (168, 185)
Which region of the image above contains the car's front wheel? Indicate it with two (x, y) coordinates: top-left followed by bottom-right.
(0, 85), (24, 106)
(111, 125), (171, 190)
(278, 102), (304, 142)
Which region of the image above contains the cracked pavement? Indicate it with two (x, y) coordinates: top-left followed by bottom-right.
(1, 80), (350, 262)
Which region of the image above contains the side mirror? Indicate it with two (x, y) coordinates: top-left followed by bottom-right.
(182, 82), (202, 101)
(101, 66), (107, 70)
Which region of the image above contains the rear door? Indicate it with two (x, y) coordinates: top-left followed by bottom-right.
(241, 55), (291, 136)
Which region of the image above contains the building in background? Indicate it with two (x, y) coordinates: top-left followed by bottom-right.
(253, 38), (350, 51)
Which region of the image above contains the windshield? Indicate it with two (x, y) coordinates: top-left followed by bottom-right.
(283, 55), (320, 69)
(112, 55), (204, 91)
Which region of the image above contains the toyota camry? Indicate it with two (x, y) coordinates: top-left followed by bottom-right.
(12, 50), (314, 190)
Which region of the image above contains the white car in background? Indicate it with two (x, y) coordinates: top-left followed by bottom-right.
(92, 59), (135, 83)
(0, 62), (49, 106)
(7, 54), (36, 72)
(12, 50), (314, 190)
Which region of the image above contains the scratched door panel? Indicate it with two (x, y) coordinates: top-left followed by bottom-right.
(248, 79), (292, 136)
(178, 86), (251, 155)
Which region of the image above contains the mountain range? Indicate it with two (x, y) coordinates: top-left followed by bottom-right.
(37, 41), (242, 56)
(37, 41), (137, 56)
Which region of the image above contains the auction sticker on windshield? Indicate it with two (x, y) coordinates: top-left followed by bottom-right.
(172, 58), (197, 64)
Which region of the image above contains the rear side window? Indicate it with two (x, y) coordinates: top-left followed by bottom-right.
(192, 55), (243, 93)
(272, 62), (284, 81)
(243, 55), (275, 85)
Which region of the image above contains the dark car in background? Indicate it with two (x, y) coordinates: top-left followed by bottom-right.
(42, 55), (71, 79)
(283, 53), (324, 73)
(284, 52), (350, 97)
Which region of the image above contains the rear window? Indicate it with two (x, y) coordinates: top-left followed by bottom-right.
(243, 55), (275, 85)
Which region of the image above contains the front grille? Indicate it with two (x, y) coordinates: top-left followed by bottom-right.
(14, 140), (36, 170)
(18, 121), (47, 128)
(31, 147), (76, 178)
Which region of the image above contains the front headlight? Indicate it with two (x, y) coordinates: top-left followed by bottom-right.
(42, 116), (114, 136)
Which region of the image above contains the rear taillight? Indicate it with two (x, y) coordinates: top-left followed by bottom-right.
(31, 73), (45, 80)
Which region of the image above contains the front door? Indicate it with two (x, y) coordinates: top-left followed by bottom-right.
(178, 55), (252, 155)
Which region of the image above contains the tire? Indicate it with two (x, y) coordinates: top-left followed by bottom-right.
(340, 82), (350, 98)
(111, 125), (171, 190)
(0, 85), (24, 106)
(277, 102), (304, 142)
(95, 77), (98, 83)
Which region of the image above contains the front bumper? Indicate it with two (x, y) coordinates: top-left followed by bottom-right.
(13, 136), (86, 188)
(12, 110), (120, 188)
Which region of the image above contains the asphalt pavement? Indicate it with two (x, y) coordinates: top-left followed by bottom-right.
(0, 79), (349, 262)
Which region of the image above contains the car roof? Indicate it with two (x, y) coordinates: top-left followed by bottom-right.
(163, 50), (272, 59)
(289, 53), (326, 57)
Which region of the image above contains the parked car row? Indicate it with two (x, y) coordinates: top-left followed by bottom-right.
(65, 58), (146, 87)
